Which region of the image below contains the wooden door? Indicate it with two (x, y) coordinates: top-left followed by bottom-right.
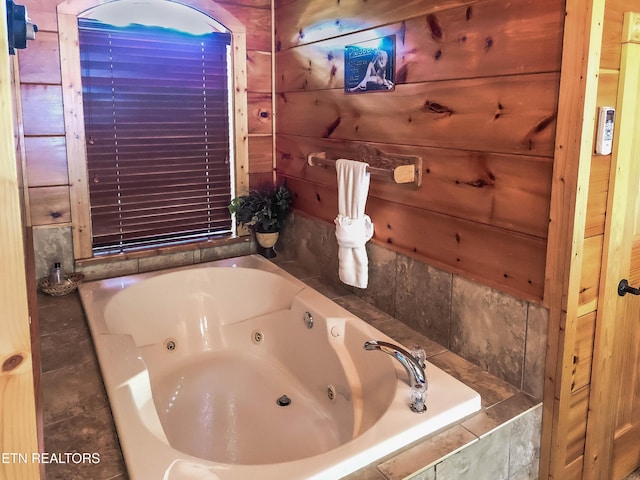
(585, 11), (640, 480)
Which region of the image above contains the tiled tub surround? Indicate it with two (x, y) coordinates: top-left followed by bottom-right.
(278, 213), (549, 400)
(31, 224), (255, 281)
(78, 255), (481, 479)
(39, 254), (541, 480)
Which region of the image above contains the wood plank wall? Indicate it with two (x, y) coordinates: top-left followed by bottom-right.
(19, 0), (274, 233)
(542, 1), (640, 478)
(274, 0), (565, 302)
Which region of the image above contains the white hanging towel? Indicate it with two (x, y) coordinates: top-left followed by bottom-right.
(335, 159), (374, 288)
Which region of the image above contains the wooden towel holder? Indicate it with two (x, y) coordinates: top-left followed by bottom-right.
(306, 144), (422, 187)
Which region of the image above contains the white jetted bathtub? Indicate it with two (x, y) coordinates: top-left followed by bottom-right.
(79, 254), (481, 480)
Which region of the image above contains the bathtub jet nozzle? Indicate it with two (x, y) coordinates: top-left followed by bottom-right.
(364, 339), (427, 413)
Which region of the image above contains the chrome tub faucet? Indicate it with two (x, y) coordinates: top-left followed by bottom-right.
(364, 339), (427, 413)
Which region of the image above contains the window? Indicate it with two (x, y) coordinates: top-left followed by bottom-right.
(58, 0), (249, 259)
(79, 18), (233, 252)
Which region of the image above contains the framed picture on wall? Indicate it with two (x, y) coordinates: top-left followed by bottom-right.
(344, 35), (395, 94)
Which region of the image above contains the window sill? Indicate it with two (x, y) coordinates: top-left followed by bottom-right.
(74, 235), (254, 281)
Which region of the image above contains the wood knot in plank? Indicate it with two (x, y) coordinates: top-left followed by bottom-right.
(522, 113), (557, 150)
(323, 117), (341, 138)
(426, 14), (443, 40)
(2, 354), (24, 372)
(422, 100), (454, 116)
(465, 178), (494, 188)
(533, 113), (556, 133)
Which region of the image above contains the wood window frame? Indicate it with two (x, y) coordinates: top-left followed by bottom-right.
(58, 0), (249, 260)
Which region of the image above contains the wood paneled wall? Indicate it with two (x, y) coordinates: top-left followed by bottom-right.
(19, 0), (274, 232)
(274, 0), (565, 302)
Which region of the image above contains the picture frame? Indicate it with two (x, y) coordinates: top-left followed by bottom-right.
(344, 35), (396, 94)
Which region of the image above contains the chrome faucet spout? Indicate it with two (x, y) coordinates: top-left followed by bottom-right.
(363, 340), (426, 387)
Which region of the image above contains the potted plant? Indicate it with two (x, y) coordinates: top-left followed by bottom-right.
(228, 183), (292, 257)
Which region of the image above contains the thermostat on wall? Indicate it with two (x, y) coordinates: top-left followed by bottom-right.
(595, 106), (615, 155)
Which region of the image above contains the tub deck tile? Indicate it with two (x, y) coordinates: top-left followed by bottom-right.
(341, 464), (389, 480)
(42, 361), (109, 426)
(427, 350), (519, 409)
(37, 291), (87, 335)
(39, 325), (97, 373)
(296, 274), (353, 300)
(43, 406), (127, 480)
(461, 392), (538, 439)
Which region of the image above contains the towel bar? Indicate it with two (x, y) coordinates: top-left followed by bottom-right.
(306, 147), (422, 187)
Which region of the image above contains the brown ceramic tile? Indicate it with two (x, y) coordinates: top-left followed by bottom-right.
(428, 351), (519, 408)
(394, 254), (453, 348)
(42, 361), (109, 426)
(302, 275), (353, 300)
(273, 259), (319, 283)
(409, 467), (436, 480)
(523, 303), (549, 400)
(106, 474), (130, 480)
(434, 425), (510, 480)
(508, 404), (542, 476)
(43, 407), (127, 480)
(37, 291), (87, 336)
(341, 464), (388, 480)
(451, 275), (527, 388)
(138, 250), (195, 273)
(334, 295), (447, 356)
(461, 392), (539, 438)
(199, 239), (254, 263)
(377, 425), (477, 480)
(510, 461), (539, 480)
(33, 225), (74, 279)
(279, 213), (333, 277)
(76, 259), (139, 281)
(40, 326), (97, 374)
(349, 243), (397, 315)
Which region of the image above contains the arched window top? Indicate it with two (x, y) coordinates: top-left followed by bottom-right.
(58, 0), (246, 34)
(80, 0), (229, 35)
